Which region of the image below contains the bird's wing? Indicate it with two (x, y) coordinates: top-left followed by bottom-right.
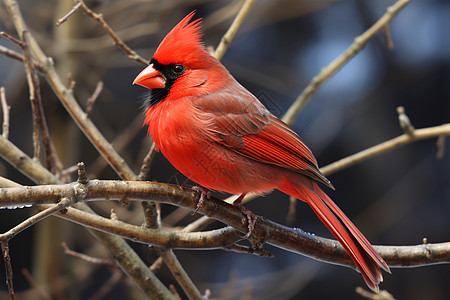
(191, 87), (333, 188)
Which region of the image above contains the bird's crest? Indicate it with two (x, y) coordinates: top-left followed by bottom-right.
(153, 11), (209, 67)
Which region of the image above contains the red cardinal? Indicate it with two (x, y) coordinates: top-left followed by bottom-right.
(133, 12), (390, 291)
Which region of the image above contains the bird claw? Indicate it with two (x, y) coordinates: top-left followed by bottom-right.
(192, 185), (211, 213)
(233, 194), (256, 238)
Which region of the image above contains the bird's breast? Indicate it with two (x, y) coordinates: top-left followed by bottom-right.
(143, 97), (288, 195)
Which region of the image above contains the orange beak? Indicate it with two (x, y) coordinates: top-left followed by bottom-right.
(132, 64), (166, 89)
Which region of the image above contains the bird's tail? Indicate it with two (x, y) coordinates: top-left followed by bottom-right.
(283, 178), (390, 291)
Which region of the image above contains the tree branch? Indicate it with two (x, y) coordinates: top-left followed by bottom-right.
(282, 0), (412, 124)
(320, 123), (450, 176)
(0, 87), (10, 139)
(214, 0), (259, 60)
(0, 180), (448, 269)
(0, 197), (76, 242)
(1, 242), (15, 300)
(77, 0), (148, 65)
(0, 44), (44, 71)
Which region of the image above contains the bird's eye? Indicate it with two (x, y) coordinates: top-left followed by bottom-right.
(172, 64), (185, 75)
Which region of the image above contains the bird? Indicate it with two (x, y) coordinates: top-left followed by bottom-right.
(133, 11), (390, 291)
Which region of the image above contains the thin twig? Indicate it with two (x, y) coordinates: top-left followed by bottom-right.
(138, 142), (156, 180)
(169, 285), (181, 300)
(383, 25), (395, 50)
(181, 215), (211, 232)
(61, 242), (116, 267)
(436, 135), (446, 159)
(67, 72), (76, 90)
(149, 256), (164, 273)
(21, 30), (61, 174)
(162, 250), (203, 300)
(0, 31), (24, 47)
(282, 0), (412, 124)
(85, 81), (103, 117)
(0, 87), (10, 139)
(78, 0), (148, 65)
(1, 242), (15, 300)
(87, 115), (143, 177)
(61, 164), (79, 176)
(55, 1), (82, 26)
(320, 123), (450, 176)
(0, 197), (76, 242)
(22, 31), (41, 160)
(213, 0), (258, 60)
(0, 45), (44, 71)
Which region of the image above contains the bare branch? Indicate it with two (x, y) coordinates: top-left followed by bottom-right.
(61, 242), (115, 267)
(78, 0), (148, 65)
(138, 142), (156, 181)
(21, 30), (41, 161)
(162, 250), (203, 300)
(55, 1), (82, 26)
(320, 123), (450, 176)
(0, 87), (10, 139)
(0, 31), (24, 47)
(67, 72), (76, 90)
(282, 0), (412, 124)
(21, 30), (61, 174)
(436, 135), (446, 159)
(214, 0), (259, 60)
(0, 180), (449, 269)
(0, 45), (44, 71)
(0, 197), (76, 242)
(87, 116), (143, 177)
(0, 135), (59, 185)
(149, 256), (163, 273)
(1, 242), (15, 300)
(383, 25), (395, 50)
(85, 81), (103, 117)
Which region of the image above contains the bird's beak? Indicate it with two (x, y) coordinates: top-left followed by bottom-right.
(132, 64), (166, 89)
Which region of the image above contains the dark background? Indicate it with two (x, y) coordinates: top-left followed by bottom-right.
(0, 0), (449, 299)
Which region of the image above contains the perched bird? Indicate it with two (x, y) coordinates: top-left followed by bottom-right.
(133, 12), (390, 291)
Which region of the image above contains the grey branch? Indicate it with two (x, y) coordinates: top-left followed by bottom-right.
(0, 180), (448, 270)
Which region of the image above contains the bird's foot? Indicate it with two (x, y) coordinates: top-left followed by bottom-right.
(233, 194), (256, 238)
(192, 185), (211, 213)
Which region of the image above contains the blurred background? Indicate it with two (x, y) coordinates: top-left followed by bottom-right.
(0, 0), (449, 299)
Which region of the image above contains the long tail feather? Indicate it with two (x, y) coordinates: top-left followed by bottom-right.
(284, 179), (390, 291)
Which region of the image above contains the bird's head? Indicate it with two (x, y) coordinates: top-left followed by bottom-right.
(133, 11), (221, 108)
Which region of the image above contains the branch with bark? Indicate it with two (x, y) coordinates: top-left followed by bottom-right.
(1, 180), (449, 269)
